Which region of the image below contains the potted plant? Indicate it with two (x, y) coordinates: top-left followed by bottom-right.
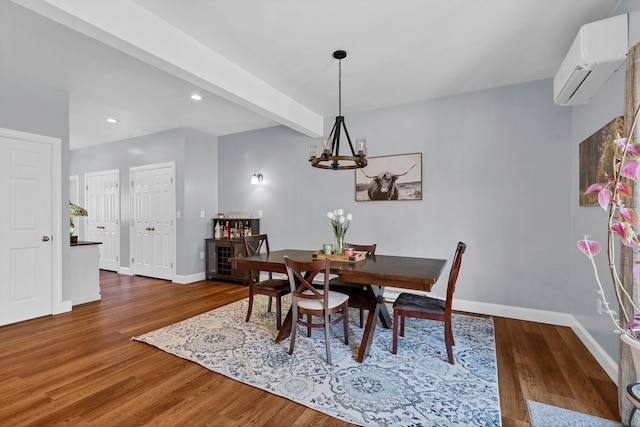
(578, 104), (640, 375)
(326, 208), (352, 255)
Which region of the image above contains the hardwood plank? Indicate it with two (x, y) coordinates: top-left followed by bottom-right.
(0, 271), (619, 425)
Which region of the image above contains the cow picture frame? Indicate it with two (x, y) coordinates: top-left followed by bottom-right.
(355, 152), (422, 202)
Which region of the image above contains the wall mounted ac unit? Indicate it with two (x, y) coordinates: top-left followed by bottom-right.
(553, 14), (628, 106)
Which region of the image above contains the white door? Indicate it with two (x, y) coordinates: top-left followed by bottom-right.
(130, 162), (175, 281)
(85, 170), (120, 271)
(0, 135), (53, 325)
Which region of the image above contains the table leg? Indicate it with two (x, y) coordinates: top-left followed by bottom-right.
(356, 298), (381, 362)
(275, 307), (293, 342)
(374, 286), (392, 328)
(355, 285), (388, 363)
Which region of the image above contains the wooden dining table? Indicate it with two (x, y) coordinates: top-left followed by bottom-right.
(230, 249), (447, 363)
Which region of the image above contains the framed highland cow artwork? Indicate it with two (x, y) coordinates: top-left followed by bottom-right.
(355, 152), (422, 202)
(579, 116), (624, 207)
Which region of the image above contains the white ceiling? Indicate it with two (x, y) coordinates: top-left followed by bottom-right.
(0, 0), (621, 150)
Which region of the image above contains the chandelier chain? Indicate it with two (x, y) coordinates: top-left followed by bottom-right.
(308, 49), (367, 170)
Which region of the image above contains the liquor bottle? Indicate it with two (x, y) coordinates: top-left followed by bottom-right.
(214, 221), (221, 239)
(224, 221), (229, 239)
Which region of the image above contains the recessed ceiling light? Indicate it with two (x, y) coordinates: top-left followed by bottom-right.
(105, 117), (119, 123)
(190, 94), (203, 101)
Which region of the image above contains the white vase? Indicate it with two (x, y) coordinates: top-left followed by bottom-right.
(621, 333), (640, 380)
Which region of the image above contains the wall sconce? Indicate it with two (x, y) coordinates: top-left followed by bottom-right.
(251, 170), (263, 185)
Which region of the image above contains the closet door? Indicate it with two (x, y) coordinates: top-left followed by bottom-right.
(130, 162), (175, 281)
(0, 132), (54, 325)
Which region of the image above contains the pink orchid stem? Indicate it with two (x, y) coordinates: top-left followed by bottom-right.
(607, 104), (640, 332)
(583, 237), (625, 332)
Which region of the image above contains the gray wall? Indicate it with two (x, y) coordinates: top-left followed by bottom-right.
(219, 78), (573, 311)
(0, 72), (71, 299)
(70, 127), (217, 276)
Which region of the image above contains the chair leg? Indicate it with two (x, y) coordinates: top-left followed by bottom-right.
(392, 310), (399, 354)
(629, 406), (637, 427)
(288, 305), (298, 356)
(359, 308), (364, 328)
(444, 319), (454, 365)
(275, 296), (282, 330)
(267, 296), (273, 313)
(343, 305), (349, 345)
(307, 314), (312, 337)
(400, 315), (405, 337)
(245, 293), (254, 323)
(324, 311), (332, 365)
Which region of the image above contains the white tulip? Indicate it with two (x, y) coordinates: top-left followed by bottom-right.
(327, 212), (334, 219)
(346, 213), (353, 221)
(339, 216), (345, 224)
(337, 208), (344, 216)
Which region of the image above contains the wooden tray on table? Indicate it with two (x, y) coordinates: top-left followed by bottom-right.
(312, 250), (366, 263)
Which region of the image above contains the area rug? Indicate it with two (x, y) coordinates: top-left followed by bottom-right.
(527, 400), (621, 427)
(133, 297), (501, 426)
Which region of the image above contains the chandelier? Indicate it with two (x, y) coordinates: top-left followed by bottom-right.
(309, 50), (367, 170)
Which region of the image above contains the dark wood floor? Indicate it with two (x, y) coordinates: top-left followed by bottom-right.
(0, 271), (619, 426)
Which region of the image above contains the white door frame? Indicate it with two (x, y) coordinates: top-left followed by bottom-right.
(0, 127), (65, 315)
(129, 161), (176, 280)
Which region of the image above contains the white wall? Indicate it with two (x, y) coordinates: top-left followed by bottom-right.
(218, 78), (574, 311)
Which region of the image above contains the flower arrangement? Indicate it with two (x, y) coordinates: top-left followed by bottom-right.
(578, 105), (640, 339)
(327, 208), (352, 255)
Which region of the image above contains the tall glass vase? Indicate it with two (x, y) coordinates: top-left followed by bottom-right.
(334, 234), (344, 255)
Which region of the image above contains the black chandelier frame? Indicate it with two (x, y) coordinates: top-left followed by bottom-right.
(310, 50), (367, 170)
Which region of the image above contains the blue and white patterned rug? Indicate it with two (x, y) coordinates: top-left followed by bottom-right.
(133, 297), (501, 426)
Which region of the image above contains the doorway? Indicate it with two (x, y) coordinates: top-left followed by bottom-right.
(85, 169), (120, 272)
(129, 162), (176, 281)
(0, 128), (62, 325)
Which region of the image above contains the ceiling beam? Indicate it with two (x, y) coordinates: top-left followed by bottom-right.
(11, 0), (323, 138)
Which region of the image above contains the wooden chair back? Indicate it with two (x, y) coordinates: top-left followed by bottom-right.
(284, 257), (330, 305)
(243, 234), (272, 282)
(444, 242), (467, 313)
(243, 233), (270, 257)
(345, 243), (377, 256)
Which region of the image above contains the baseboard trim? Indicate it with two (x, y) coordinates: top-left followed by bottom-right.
(570, 319), (618, 382)
(173, 272), (206, 284)
(71, 294), (101, 306)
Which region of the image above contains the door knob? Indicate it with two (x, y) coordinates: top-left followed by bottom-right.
(42, 236), (50, 242)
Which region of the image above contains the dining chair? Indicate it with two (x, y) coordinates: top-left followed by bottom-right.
(328, 243), (377, 328)
(284, 256), (349, 365)
(391, 242), (467, 364)
(243, 234), (291, 329)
